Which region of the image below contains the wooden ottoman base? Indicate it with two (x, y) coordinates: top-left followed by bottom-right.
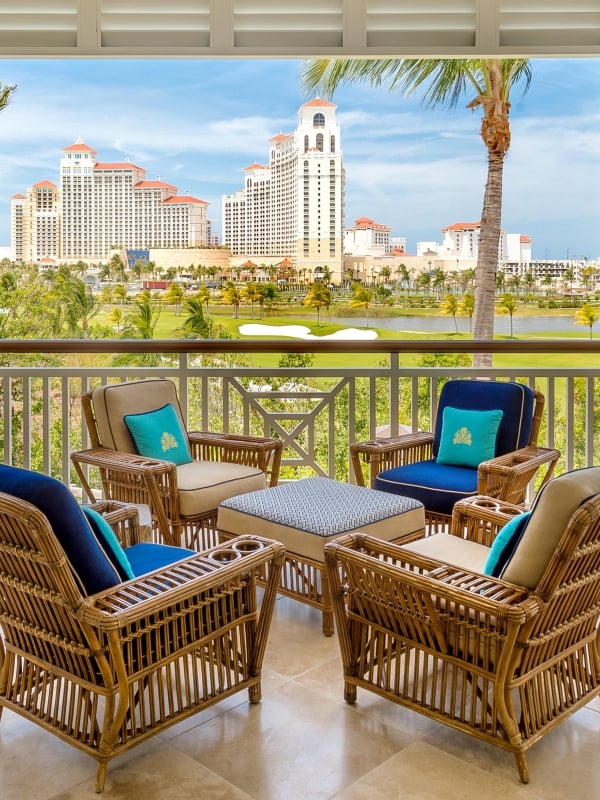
(217, 477), (425, 635)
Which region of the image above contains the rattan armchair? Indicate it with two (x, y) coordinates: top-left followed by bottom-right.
(0, 468), (284, 794)
(350, 379), (559, 530)
(325, 468), (600, 784)
(71, 378), (283, 549)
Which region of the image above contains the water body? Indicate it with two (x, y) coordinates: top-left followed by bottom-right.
(334, 315), (579, 335)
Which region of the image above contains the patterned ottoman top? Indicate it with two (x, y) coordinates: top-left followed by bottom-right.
(220, 477), (423, 537)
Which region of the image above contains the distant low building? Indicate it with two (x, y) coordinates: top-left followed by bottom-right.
(439, 222), (531, 262)
(344, 216), (392, 256)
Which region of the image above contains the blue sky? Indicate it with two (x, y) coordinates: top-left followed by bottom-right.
(0, 58), (599, 260)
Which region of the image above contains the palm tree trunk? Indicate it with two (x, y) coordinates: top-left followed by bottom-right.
(473, 148), (505, 367)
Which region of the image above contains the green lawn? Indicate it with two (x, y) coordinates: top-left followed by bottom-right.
(95, 302), (599, 370)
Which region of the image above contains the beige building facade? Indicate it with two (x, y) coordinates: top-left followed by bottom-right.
(222, 99), (345, 281)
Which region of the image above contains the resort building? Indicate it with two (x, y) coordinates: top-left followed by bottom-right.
(436, 222), (532, 262)
(344, 216), (392, 256)
(10, 141), (210, 263)
(222, 98), (345, 280)
(10, 181), (61, 264)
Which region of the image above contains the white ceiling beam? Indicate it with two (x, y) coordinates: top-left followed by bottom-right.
(0, 2), (598, 58)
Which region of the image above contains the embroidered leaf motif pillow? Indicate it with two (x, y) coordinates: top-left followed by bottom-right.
(124, 403), (192, 466)
(436, 406), (503, 469)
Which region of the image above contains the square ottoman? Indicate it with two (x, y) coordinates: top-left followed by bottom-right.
(217, 477), (425, 635)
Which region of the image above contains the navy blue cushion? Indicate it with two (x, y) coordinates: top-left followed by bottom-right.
(0, 464), (121, 595)
(432, 381), (534, 459)
(125, 543), (196, 576)
(374, 459), (479, 516)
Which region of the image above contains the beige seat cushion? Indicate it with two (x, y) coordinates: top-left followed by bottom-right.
(502, 466), (600, 589)
(92, 379), (184, 452)
(177, 461), (266, 517)
(401, 533), (490, 574)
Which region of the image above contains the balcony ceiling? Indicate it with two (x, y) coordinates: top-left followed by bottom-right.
(0, 1), (598, 59)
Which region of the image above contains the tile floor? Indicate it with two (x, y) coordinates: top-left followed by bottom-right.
(1, 594), (599, 800)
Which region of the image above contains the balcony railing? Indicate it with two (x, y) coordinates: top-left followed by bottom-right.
(1, 338), (599, 496)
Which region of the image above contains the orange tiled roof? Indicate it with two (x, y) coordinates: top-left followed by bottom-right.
(350, 216), (391, 232)
(33, 180), (58, 189)
(442, 222), (481, 231)
(520, 235), (532, 243)
(162, 196), (208, 205)
(95, 161), (145, 171)
(303, 98), (336, 108)
(62, 141), (96, 153)
(133, 180), (177, 190)
(269, 133), (291, 143)
(11, 193), (26, 199)
(243, 162), (268, 170)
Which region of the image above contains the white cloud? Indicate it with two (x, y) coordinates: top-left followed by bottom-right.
(0, 58), (599, 258)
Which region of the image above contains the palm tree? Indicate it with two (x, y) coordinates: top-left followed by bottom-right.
(182, 298), (211, 338)
(163, 282), (185, 315)
(109, 306), (123, 333)
(574, 304), (599, 339)
(563, 268), (575, 297)
(498, 292), (518, 337)
(459, 291), (475, 333)
(350, 285), (373, 327)
(395, 263), (410, 295)
(194, 285), (211, 310)
(113, 283), (127, 305)
(55, 274), (98, 338)
(222, 284), (241, 318)
(242, 282), (263, 318)
(122, 299), (160, 340)
(0, 81), (16, 115)
(440, 293), (460, 333)
(302, 58), (532, 366)
(303, 282), (332, 327)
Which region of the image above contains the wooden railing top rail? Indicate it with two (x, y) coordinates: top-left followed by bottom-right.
(1, 339), (600, 355)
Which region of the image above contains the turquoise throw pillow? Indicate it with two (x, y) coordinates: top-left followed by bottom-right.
(82, 506), (135, 581)
(483, 511), (532, 578)
(436, 406), (503, 469)
(124, 403), (192, 466)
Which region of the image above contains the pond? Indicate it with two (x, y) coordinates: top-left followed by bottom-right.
(333, 315), (581, 335)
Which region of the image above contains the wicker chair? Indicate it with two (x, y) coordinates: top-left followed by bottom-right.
(0, 465), (284, 794)
(350, 379), (560, 531)
(71, 378), (283, 549)
(324, 467), (600, 784)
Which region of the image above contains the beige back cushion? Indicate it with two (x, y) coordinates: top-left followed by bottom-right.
(502, 466), (600, 589)
(92, 380), (186, 452)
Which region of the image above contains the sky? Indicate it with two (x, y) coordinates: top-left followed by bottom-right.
(0, 57), (599, 260)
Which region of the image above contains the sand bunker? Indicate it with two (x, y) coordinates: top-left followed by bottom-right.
(239, 323), (377, 340)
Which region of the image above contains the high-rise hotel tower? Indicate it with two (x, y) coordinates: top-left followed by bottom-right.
(222, 99), (345, 276)
(11, 140), (210, 263)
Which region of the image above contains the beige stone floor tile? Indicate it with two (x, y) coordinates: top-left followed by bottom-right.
(159, 664), (291, 742)
(0, 710), (95, 800)
(421, 704), (600, 800)
(53, 745), (254, 800)
(294, 654), (440, 738)
(171, 678), (414, 800)
(2, 589), (600, 800)
(331, 740), (549, 800)
(263, 596), (340, 677)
